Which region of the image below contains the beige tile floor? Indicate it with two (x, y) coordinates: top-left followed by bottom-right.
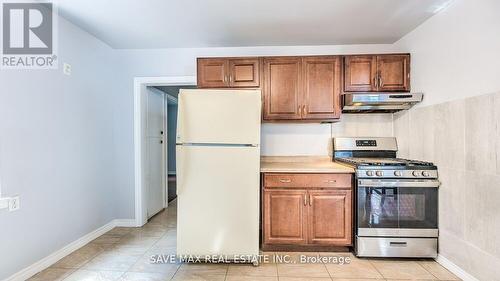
(29, 200), (460, 281)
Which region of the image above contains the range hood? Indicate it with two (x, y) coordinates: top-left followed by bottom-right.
(342, 92), (423, 113)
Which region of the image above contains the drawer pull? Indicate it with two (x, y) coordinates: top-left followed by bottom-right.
(324, 180), (337, 183)
(389, 241), (408, 247)
(279, 179), (292, 183)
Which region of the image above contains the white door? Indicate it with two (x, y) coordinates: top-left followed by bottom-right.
(176, 145), (260, 257)
(146, 89), (166, 219)
(177, 89), (261, 145)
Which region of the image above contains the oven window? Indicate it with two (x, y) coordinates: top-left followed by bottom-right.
(398, 187), (438, 228)
(358, 186), (438, 229)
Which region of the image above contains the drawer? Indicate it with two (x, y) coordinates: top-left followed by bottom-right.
(264, 173), (352, 188)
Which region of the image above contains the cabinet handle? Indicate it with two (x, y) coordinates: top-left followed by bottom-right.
(309, 193), (312, 206)
(223, 75), (227, 83)
(324, 179), (337, 183)
(302, 105), (306, 116)
(379, 76), (384, 87)
(303, 194), (307, 206)
(373, 76), (378, 88)
(229, 75), (232, 84)
(279, 179), (291, 183)
(298, 105), (301, 116)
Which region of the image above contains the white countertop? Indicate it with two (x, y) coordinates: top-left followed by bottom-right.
(260, 156), (355, 173)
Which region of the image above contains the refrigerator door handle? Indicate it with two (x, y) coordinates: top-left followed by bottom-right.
(176, 149), (184, 196)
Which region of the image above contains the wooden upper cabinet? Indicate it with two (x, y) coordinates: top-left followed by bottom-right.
(307, 190), (352, 245)
(377, 55), (410, 91)
(302, 56), (341, 120)
(344, 55), (377, 92)
(197, 53), (410, 121)
(344, 54), (410, 92)
(229, 58), (260, 87)
(197, 57), (260, 88)
(263, 57), (302, 120)
(263, 189), (307, 245)
(197, 58), (229, 88)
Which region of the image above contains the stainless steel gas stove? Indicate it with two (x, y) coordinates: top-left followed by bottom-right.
(333, 137), (439, 258)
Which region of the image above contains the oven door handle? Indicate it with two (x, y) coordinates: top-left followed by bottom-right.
(358, 179), (440, 188)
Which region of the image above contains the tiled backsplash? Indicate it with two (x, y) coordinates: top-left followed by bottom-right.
(394, 92), (500, 281)
(261, 114), (393, 156)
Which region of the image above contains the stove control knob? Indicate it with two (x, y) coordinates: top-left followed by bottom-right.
(375, 171), (384, 177)
(366, 171), (374, 176)
(422, 171), (430, 177)
(394, 171), (402, 177)
(412, 170), (420, 177)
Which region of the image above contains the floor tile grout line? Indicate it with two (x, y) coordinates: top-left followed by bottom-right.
(416, 260), (446, 281)
(368, 259), (386, 279)
(168, 262), (182, 281)
(120, 227), (174, 277)
(322, 260), (333, 280)
(54, 243), (119, 279)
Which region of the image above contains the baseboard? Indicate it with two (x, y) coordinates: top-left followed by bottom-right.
(436, 254), (479, 281)
(4, 219), (136, 281)
(113, 219), (136, 227)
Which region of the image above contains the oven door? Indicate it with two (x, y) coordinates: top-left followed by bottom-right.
(357, 179), (439, 237)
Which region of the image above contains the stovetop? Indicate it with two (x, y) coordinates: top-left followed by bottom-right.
(335, 157), (435, 168)
(335, 157), (437, 179)
(332, 137), (438, 179)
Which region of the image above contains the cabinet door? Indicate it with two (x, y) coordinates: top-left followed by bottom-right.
(197, 58), (229, 88)
(308, 190), (352, 245)
(344, 56), (377, 92)
(302, 56), (341, 120)
(229, 58), (260, 88)
(263, 57), (302, 120)
(263, 189), (307, 245)
(377, 55), (410, 92)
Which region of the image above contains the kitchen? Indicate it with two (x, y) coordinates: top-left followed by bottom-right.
(177, 53), (436, 257)
(0, 0), (499, 281)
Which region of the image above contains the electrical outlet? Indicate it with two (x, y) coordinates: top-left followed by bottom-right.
(8, 196), (20, 212)
(0, 198), (8, 209)
(63, 63), (72, 75)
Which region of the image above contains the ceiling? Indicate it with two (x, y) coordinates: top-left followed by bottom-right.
(56, 0), (453, 49)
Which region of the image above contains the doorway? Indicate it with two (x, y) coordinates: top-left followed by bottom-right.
(153, 86), (196, 203)
(135, 77), (197, 226)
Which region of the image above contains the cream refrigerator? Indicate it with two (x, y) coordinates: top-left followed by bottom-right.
(176, 89), (261, 260)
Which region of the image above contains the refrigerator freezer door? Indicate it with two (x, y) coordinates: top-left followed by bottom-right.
(176, 145), (259, 257)
(177, 89), (261, 145)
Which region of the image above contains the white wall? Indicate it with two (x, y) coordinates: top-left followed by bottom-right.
(392, 0), (500, 280)
(261, 114), (394, 156)
(0, 17), (122, 280)
(393, 0), (500, 106)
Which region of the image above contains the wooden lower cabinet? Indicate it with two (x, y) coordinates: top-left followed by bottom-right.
(308, 190), (352, 245)
(263, 189), (307, 245)
(262, 173), (353, 248)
